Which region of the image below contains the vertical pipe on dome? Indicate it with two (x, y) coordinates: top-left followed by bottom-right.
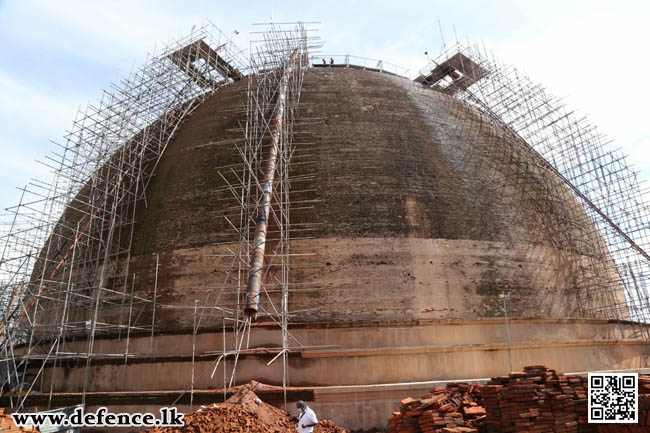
(243, 50), (299, 318)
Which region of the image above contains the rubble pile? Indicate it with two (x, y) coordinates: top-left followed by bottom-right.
(144, 382), (347, 433)
(387, 383), (486, 433)
(173, 404), (290, 433)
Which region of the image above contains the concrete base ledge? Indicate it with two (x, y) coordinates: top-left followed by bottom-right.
(26, 316), (646, 345)
(16, 338), (650, 367)
(13, 367), (650, 431)
(23, 317), (650, 360)
(302, 339), (650, 358)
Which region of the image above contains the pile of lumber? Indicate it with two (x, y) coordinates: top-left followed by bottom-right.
(387, 383), (487, 433)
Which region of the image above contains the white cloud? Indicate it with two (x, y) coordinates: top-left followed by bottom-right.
(1, 0), (650, 207)
(0, 70), (76, 208)
(491, 5), (650, 162)
(0, 71), (79, 135)
(0, 1), (232, 70)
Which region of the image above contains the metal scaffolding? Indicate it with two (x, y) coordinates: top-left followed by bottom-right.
(212, 22), (317, 407)
(0, 22), (247, 409)
(416, 41), (650, 334)
(0, 19), (323, 413)
(1, 18), (649, 417)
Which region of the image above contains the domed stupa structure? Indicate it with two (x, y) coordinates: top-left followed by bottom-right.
(1, 23), (649, 430)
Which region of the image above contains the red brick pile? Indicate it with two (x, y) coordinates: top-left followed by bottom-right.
(479, 366), (650, 433)
(387, 383), (487, 433)
(143, 382), (347, 433)
(593, 394), (650, 433)
(480, 365), (584, 432)
(387, 366), (650, 433)
(0, 409), (39, 433)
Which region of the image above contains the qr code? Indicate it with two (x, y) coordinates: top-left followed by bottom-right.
(588, 372), (637, 423)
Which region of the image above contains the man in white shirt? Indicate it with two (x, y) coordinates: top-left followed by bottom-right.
(296, 400), (318, 433)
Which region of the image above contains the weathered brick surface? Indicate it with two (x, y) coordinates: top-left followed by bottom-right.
(35, 67), (626, 330)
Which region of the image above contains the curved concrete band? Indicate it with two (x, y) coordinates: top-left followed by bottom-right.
(26, 318), (650, 429)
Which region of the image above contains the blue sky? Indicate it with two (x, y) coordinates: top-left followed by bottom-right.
(1, 0), (649, 213)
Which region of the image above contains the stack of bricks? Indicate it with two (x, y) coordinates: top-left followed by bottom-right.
(478, 366), (650, 433)
(389, 366), (650, 433)
(593, 394), (650, 433)
(479, 365), (582, 432)
(387, 383), (487, 433)
(0, 409), (39, 433)
(478, 383), (503, 433)
(559, 374), (588, 432)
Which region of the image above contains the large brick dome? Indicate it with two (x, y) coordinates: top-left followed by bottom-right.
(28, 67), (648, 431)
(115, 66), (624, 330)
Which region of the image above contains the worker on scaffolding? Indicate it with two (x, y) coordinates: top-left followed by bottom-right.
(296, 401), (318, 433)
(329, 57), (334, 66)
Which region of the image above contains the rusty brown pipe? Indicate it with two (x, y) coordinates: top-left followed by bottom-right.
(243, 51), (299, 318)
